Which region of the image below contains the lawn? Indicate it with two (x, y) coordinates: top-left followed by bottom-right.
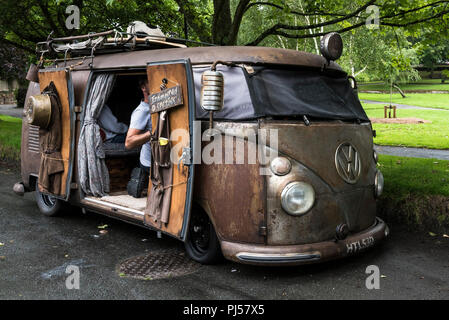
(358, 93), (449, 110)
(358, 79), (449, 92)
(363, 104), (449, 149)
(0, 115), (22, 161)
(378, 154), (449, 197)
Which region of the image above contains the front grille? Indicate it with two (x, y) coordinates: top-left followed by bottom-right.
(28, 125), (40, 153)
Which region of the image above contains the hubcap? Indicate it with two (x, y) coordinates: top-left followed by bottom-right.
(189, 213), (211, 255)
(41, 194), (57, 207)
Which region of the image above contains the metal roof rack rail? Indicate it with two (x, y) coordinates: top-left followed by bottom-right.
(36, 29), (215, 58)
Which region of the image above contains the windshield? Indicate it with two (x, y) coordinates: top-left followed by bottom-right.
(193, 65), (369, 122)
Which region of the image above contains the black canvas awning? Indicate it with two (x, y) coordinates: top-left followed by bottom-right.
(193, 66), (369, 122)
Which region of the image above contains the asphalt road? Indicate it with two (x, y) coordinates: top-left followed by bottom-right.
(0, 168), (448, 300)
(374, 145), (449, 160)
(0, 105), (22, 118)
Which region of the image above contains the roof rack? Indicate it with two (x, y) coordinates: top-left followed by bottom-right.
(36, 29), (215, 59)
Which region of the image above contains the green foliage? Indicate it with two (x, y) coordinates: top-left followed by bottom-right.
(0, 43), (28, 82)
(14, 87), (28, 108)
(0, 0), (447, 84)
(442, 70), (449, 82)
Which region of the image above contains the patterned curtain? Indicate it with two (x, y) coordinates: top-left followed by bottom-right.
(78, 73), (116, 197)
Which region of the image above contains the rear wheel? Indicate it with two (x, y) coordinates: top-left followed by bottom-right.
(184, 206), (222, 264)
(34, 180), (64, 216)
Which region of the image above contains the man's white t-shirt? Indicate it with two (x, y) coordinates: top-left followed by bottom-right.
(129, 101), (152, 167)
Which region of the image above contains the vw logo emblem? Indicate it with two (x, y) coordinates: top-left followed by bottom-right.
(335, 142), (361, 184)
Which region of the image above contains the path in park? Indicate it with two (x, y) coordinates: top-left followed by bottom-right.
(361, 99), (449, 111)
(374, 145), (449, 161)
(0, 104), (22, 118)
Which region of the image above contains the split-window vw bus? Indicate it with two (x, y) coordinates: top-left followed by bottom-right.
(13, 31), (388, 266)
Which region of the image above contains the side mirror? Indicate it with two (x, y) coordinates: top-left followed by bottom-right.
(26, 64), (40, 83)
(25, 94), (52, 128)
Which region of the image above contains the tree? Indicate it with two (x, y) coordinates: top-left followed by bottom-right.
(1, 0), (448, 51)
(0, 43), (28, 82)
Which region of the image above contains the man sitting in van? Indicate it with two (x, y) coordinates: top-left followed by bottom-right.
(98, 104), (128, 143)
(124, 78), (152, 197)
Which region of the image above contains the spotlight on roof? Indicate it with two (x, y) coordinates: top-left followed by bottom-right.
(320, 32), (343, 62)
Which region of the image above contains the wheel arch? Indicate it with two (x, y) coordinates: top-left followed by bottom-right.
(191, 198), (222, 242)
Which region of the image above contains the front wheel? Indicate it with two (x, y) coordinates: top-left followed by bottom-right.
(184, 206), (222, 264)
(34, 180), (64, 216)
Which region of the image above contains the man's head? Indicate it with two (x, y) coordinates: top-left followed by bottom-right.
(138, 77), (149, 102)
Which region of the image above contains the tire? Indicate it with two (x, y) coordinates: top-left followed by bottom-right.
(184, 206), (223, 264)
(34, 180), (64, 217)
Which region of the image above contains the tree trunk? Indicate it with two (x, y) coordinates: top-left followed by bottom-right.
(212, 0), (232, 45)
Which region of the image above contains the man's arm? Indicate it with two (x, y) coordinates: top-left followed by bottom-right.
(125, 128), (151, 150)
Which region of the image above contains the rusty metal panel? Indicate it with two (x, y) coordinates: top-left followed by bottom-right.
(261, 121), (377, 246)
(57, 46), (344, 74)
(261, 121), (377, 192)
(194, 134), (266, 244)
(20, 81), (42, 188)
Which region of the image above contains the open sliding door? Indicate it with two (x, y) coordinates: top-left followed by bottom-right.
(144, 59), (196, 240)
(37, 69), (75, 200)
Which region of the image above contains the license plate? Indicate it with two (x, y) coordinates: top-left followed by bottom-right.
(346, 236), (375, 254)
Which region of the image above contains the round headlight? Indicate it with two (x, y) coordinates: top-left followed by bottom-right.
(281, 182), (315, 216)
(320, 32), (343, 61)
(375, 170), (384, 197)
(373, 150), (378, 163)
(270, 157), (292, 176)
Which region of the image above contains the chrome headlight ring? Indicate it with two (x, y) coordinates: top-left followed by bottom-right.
(374, 170), (384, 197)
(281, 181), (315, 216)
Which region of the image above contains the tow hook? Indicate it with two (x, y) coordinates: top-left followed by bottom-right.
(13, 182), (25, 196)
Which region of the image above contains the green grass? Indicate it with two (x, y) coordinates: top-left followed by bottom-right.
(358, 93), (449, 110)
(363, 104), (449, 149)
(379, 155), (449, 197)
(0, 115), (22, 161)
(378, 155), (449, 233)
(359, 79), (449, 92)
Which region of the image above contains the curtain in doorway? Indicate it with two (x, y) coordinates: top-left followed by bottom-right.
(78, 73), (116, 197)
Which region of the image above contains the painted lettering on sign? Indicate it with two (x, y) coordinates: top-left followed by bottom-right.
(150, 85), (183, 114)
(346, 236), (375, 254)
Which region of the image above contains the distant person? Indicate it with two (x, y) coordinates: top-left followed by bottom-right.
(98, 104), (128, 143)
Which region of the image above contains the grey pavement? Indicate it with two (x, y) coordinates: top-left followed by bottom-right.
(361, 100), (449, 111)
(0, 105), (23, 118)
(0, 168), (448, 300)
(375, 145), (449, 161)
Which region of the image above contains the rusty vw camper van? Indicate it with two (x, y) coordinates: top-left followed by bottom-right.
(13, 30), (388, 266)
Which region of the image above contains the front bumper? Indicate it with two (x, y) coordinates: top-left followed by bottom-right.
(221, 217), (388, 266)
